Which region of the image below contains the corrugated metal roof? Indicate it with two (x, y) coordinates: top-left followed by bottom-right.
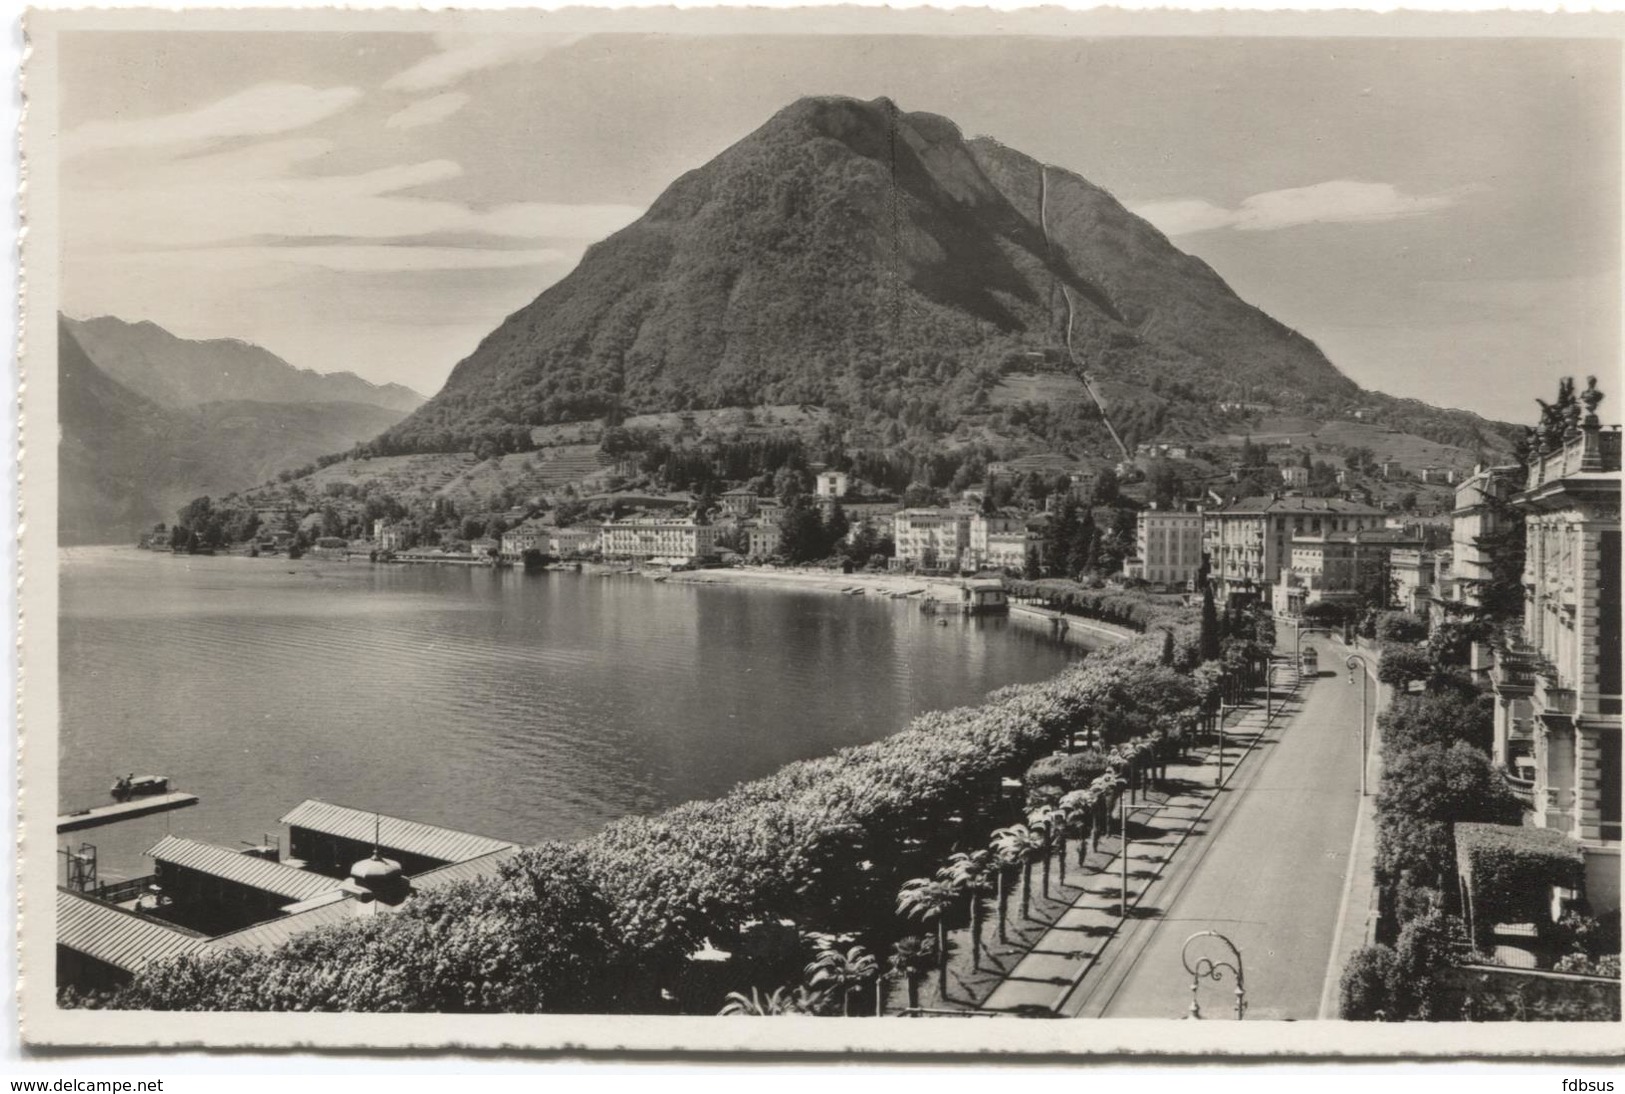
(147, 836), (343, 903)
(278, 800), (515, 864)
(56, 889), (207, 974)
(206, 898), (362, 954)
(408, 847), (520, 892)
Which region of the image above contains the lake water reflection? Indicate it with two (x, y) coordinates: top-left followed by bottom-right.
(58, 548), (1078, 883)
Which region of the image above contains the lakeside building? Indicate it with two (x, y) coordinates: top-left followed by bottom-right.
(815, 471), (849, 499)
(965, 509), (1040, 572)
(57, 803), (516, 994)
(745, 519), (781, 559)
(893, 508), (973, 572)
(549, 526), (599, 558)
(1489, 395), (1621, 914)
(600, 517), (720, 565)
(378, 523), (415, 553)
(1205, 496), (1386, 606)
(1125, 506), (1203, 586)
(500, 520), (549, 560)
(719, 489), (759, 517)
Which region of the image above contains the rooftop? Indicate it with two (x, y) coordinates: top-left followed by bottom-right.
(279, 800), (516, 864)
(407, 846), (522, 892)
(148, 836), (345, 904)
(205, 895), (362, 955)
(57, 888), (207, 974)
(1213, 496), (1384, 517)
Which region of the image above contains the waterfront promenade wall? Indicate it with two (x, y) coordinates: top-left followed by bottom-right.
(1008, 603), (1136, 651)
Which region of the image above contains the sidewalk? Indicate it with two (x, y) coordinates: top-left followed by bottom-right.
(979, 668), (1301, 1014)
(1318, 643), (1388, 1019)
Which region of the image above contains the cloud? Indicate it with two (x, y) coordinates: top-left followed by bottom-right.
(1124, 198), (1237, 238)
(383, 34), (581, 92)
(64, 83), (361, 157)
(1132, 180), (1469, 237)
(64, 135), (643, 268)
(93, 244), (578, 274)
(384, 92), (471, 132)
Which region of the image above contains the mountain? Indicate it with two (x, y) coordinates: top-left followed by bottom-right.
(58, 318), (412, 545)
(380, 95), (1514, 458)
(64, 315), (425, 415)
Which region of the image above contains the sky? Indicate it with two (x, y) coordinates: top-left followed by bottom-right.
(55, 29), (1621, 424)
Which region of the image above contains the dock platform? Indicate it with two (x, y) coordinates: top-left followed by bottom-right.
(57, 793), (199, 834)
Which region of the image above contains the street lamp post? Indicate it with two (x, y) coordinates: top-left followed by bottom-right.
(1346, 654), (1370, 797)
(1214, 697), (1229, 788)
(1265, 662), (1286, 723)
(1117, 772), (1130, 919)
(1294, 623), (1326, 666)
(1181, 930), (1246, 1020)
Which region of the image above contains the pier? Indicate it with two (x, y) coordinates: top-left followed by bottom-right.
(57, 792), (199, 834)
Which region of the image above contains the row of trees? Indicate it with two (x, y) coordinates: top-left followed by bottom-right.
(1338, 667), (1525, 1020)
(85, 614), (1220, 1014)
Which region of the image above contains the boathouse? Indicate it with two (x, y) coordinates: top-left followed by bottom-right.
(56, 888), (207, 992)
(56, 802), (522, 995)
(279, 800), (517, 879)
(960, 579), (1010, 615)
(146, 835), (345, 934)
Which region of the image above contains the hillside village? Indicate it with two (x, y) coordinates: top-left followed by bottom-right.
(146, 392), (1487, 628)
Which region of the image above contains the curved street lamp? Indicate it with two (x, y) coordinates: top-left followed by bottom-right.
(1346, 654), (1370, 797)
(1181, 930), (1246, 1020)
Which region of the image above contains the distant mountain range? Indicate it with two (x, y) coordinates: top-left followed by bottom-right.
(58, 317), (416, 545)
(379, 95), (1516, 459)
(64, 316), (425, 414)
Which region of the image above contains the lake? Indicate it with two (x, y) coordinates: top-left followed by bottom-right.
(58, 548), (1079, 884)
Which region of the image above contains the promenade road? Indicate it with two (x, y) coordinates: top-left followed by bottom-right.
(1070, 635), (1370, 1020)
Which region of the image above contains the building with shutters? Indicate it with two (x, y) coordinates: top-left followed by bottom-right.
(1204, 496), (1386, 606)
(1126, 507), (1204, 586)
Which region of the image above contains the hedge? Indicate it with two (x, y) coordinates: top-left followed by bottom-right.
(1004, 579), (1195, 636)
(1455, 822), (1585, 947)
(1440, 965), (1622, 1022)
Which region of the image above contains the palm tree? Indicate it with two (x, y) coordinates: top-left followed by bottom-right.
(888, 934), (938, 1014)
(805, 943), (879, 1017)
(987, 837), (1018, 945)
(896, 876), (957, 997)
(1059, 789), (1097, 875)
(1029, 807), (1068, 898)
(1046, 802), (1083, 888)
(941, 849), (993, 970)
(719, 985), (815, 1016)
(992, 824), (1046, 922)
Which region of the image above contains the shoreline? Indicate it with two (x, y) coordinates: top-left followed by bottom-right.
(662, 565), (1139, 647)
(659, 564), (965, 602)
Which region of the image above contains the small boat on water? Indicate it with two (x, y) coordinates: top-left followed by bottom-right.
(110, 774), (170, 802)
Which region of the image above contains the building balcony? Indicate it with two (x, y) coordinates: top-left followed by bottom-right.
(1491, 643), (1544, 695)
(1534, 668), (1578, 720)
(1502, 768), (1537, 809)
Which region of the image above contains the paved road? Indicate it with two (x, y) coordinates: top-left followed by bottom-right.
(1073, 636), (1370, 1020)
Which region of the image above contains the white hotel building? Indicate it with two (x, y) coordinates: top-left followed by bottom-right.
(599, 518), (720, 565)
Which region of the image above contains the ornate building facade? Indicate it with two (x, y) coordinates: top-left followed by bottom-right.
(1491, 379), (1621, 913)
